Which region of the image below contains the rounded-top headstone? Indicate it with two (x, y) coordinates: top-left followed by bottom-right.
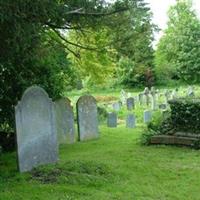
(15, 86), (58, 172)
(76, 95), (99, 141)
(55, 97), (75, 144)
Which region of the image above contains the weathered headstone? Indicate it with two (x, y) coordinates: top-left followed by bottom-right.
(164, 90), (170, 104)
(171, 90), (177, 99)
(138, 93), (144, 106)
(159, 103), (167, 110)
(107, 112), (117, 127)
(55, 98), (75, 144)
(144, 110), (152, 123)
(187, 86), (195, 97)
(144, 87), (150, 106)
(155, 89), (159, 101)
(126, 114), (136, 128)
(150, 87), (157, 110)
(127, 92), (132, 98)
(15, 86), (58, 172)
(112, 102), (121, 112)
(77, 95), (99, 141)
(120, 89), (127, 104)
(76, 79), (83, 90)
(126, 97), (135, 111)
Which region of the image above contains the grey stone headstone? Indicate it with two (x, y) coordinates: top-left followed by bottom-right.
(126, 114), (136, 128)
(151, 94), (157, 110)
(144, 87), (150, 106)
(164, 90), (170, 104)
(126, 97), (135, 111)
(120, 89), (127, 104)
(112, 102), (121, 112)
(138, 93), (144, 106)
(144, 110), (152, 123)
(159, 103), (167, 110)
(107, 112), (117, 127)
(76, 79), (83, 90)
(15, 86), (58, 172)
(76, 95), (99, 141)
(55, 98), (75, 144)
(187, 86), (195, 97)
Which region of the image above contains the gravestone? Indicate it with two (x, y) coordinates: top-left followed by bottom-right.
(150, 87), (157, 110)
(126, 114), (136, 128)
(144, 110), (152, 123)
(107, 112), (117, 127)
(187, 86), (195, 97)
(120, 89), (127, 104)
(76, 79), (83, 90)
(127, 92), (132, 98)
(164, 90), (170, 104)
(126, 97), (135, 111)
(155, 89), (159, 101)
(171, 90), (177, 99)
(159, 103), (167, 110)
(15, 86), (58, 172)
(138, 93), (144, 106)
(112, 102), (121, 112)
(144, 87), (150, 106)
(55, 98), (75, 144)
(76, 95), (99, 141)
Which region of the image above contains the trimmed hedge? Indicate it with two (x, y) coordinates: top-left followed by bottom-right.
(168, 98), (200, 134)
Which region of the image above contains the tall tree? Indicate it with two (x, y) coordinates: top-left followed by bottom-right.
(109, 0), (156, 87)
(155, 0), (200, 83)
(0, 0), (126, 130)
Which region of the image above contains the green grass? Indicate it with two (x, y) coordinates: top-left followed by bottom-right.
(1, 85), (200, 200)
(1, 125), (200, 200)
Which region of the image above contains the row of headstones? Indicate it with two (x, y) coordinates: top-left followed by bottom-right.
(112, 95), (168, 112)
(119, 86), (195, 110)
(107, 110), (152, 128)
(116, 86), (195, 112)
(15, 86), (98, 172)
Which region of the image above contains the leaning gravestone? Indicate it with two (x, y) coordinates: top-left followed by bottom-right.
(76, 95), (99, 141)
(55, 98), (75, 144)
(15, 86), (58, 172)
(126, 114), (136, 128)
(107, 112), (117, 127)
(126, 97), (135, 111)
(144, 110), (152, 123)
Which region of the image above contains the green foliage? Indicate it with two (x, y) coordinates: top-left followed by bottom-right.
(155, 0), (200, 84)
(116, 57), (155, 87)
(169, 98), (200, 133)
(68, 29), (116, 86)
(110, 0), (156, 86)
(0, 0), (124, 131)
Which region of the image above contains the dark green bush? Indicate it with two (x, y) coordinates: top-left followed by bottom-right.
(168, 98), (200, 134)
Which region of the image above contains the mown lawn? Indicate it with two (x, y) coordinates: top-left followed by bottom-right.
(1, 125), (200, 200)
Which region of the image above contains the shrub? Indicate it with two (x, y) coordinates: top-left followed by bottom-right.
(168, 98), (200, 134)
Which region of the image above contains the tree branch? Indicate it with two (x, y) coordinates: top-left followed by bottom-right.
(50, 27), (99, 51)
